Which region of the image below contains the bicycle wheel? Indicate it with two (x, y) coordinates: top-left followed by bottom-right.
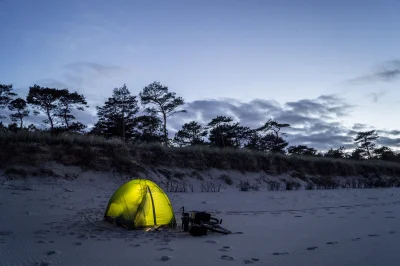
(204, 224), (232, 235)
(208, 217), (220, 225)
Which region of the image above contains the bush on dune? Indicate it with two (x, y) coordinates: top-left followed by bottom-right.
(1, 131), (400, 189)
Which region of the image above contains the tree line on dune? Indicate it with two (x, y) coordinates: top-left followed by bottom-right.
(0, 82), (399, 163)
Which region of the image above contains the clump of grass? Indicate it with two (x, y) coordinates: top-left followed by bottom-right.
(189, 170), (203, 181)
(220, 174), (233, 185)
(1, 131), (400, 184)
(267, 180), (281, 191)
(305, 182), (315, 190)
(166, 180), (189, 192)
(173, 172), (185, 179)
(310, 177), (340, 189)
(290, 170), (307, 182)
(201, 181), (221, 192)
(4, 167), (28, 179)
(239, 180), (259, 191)
(157, 168), (173, 180)
(285, 180), (301, 190)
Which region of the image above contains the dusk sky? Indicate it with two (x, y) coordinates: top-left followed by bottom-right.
(1, 0), (399, 150)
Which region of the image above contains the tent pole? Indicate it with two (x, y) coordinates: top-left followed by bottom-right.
(147, 186), (157, 226)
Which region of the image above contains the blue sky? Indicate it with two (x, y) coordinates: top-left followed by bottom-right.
(1, 0), (399, 149)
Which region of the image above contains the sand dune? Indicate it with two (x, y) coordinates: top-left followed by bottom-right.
(1, 169), (400, 266)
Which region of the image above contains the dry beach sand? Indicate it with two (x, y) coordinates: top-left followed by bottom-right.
(1, 168), (400, 266)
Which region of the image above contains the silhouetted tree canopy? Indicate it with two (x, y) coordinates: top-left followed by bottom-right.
(1, 81), (399, 165)
(206, 116), (252, 148)
(174, 121), (208, 147)
(92, 84), (139, 140)
(287, 145), (317, 156)
(246, 119), (290, 153)
(324, 146), (347, 159)
(56, 91), (88, 128)
(349, 147), (364, 160)
(354, 130), (379, 159)
(0, 84), (16, 119)
(26, 85), (67, 130)
(373, 146), (396, 161)
(131, 114), (164, 144)
(8, 98), (29, 129)
(139, 81), (186, 145)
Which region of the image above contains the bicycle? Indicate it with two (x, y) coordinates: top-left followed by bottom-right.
(180, 207), (232, 236)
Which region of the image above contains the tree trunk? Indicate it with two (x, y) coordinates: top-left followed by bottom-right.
(64, 115), (69, 128)
(163, 113), (167, 146)
(46, 108), (54, 130)
(122, 115), (125, 141)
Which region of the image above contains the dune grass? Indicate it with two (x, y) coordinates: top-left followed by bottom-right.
(1, 131), (400, 181)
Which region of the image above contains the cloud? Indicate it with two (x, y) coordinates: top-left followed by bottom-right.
(377, 129), (400, 136)
(349, 60), (400, 84)
(390, 130), (400, 136)
(378, 137), (400, 147)
(34, 79), (70, 89)
(62, 61), (128, 87)
(168, 94), (400, 151)
(352, 123), (369, 130)
(286, 133), (354, 150)
(168, 94), (360, 150)
(367, 91), (387, 103)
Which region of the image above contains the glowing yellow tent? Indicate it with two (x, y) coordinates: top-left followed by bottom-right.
(104, 179), (176, 229)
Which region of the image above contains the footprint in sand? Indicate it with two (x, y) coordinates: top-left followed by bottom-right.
(35, 260), (52, 266)
(157, 242), (170, 246)
(159, 255), (171, 261)
(307, 247), (318, 251)
(0, 231), (13, 236)
(326, 241), (338, 245)
(219, 246), (232, 252)
(47, 250), (61, 256)
(77, 234), (88, 239)
(221, 255), (235, 261)
(272, 252), (289, 256)
(158, 247), (174, 251)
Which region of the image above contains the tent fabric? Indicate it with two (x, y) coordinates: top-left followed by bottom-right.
(104, 179), (176, 229)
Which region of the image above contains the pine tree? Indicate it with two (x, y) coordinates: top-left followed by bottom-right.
(354, 130), (379, 159)
(139, 81), (186, 145)
(8, 98), (29, 129)
(92, 84), (139, 140)
(174, 121), (208, 146)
